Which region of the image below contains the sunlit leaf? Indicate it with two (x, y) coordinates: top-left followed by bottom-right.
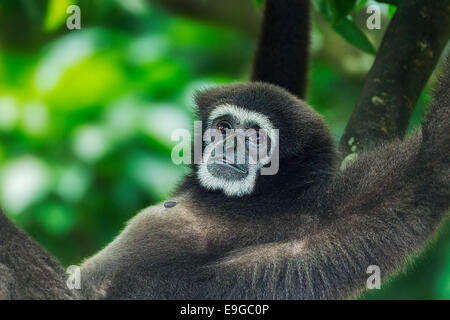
(0, 157), (50, 215)
(45, 54), (125, 110)
(34, 30), (101, 93)
(44, 0), (73, 32)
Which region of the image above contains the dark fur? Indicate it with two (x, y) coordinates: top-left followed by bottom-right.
(0, 211), (79, 299)
(251, 0), (311, 98)
(82, 65), (448, 299)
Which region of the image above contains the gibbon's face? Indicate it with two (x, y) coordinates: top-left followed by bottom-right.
(194, 82), (332, 197)
(197, 103), (277, 197)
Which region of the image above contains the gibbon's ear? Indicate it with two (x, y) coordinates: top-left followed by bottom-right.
(251, 0), (311, 99)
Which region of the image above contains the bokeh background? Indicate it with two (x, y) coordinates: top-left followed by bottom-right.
(0, 0), (448, 299)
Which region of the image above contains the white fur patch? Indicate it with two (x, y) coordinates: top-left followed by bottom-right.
(197, 104), (277, 197)
(198, 161), (258, 197)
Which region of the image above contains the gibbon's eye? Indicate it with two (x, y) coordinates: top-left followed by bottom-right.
(216, 120), (232, 135)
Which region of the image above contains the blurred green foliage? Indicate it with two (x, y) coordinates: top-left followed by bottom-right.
(314, 0), (376, 54)
(0, 0), (448, 299)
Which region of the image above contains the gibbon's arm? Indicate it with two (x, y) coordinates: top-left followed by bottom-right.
(0, 210), (78, 299)
(251, 0), (311, 99)
(206, 64), (450, 300)
(79, 200), (209, 299)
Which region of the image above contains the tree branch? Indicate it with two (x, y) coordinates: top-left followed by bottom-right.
(150, 0), (262, 36)
(339, 0), (450, 158)
(0, 210), (78, 299)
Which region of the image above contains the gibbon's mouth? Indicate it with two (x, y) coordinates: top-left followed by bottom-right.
(215, 159), (248, 174)
(207, 156), (248, 176)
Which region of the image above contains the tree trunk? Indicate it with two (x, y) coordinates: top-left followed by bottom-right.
(339, 0), (450, 159)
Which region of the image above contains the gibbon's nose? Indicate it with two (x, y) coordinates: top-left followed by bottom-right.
(223, 133), (247, 165)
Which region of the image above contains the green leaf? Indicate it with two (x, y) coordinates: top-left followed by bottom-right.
(43, 0), (74, 32)
(313, 0), (375, 54)
(330, 0), (357, 24)
(332, 17), (376, 54)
